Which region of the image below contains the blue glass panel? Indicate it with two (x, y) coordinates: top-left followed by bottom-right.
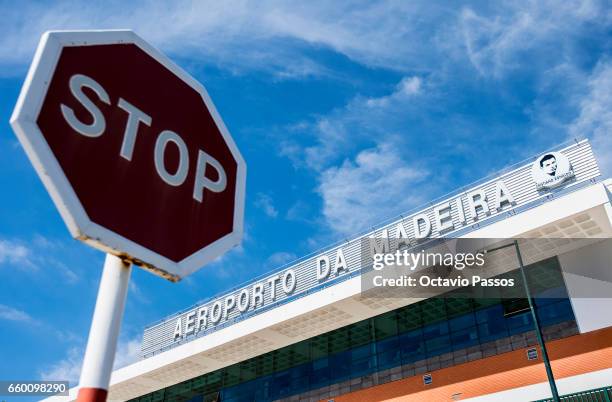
(425, 334), (451, 356)
(312, 357), (328, 370)
(271, 371), (291, 399)
(376, 335), (399, 354)
(451, 326), (479, 350)
(537, 300), (573, 325)
(377, 348), (401, 370)
(252, 376), (271, 401)
(477, 320), (508, 342)
(399, 329), (425, 363)
(310, 357), (330, 388)
(423, 321), (449, 338)
(329, 351), (352, 381)
(506, 311), (533, 335)
(351, 343), (373, 361)
(287, 365), (309, 393)
(475, 305), (504, 324)
(221, 395), (253, 402)
(290, 363), (310, 379)
(534, 286), (569, 306)
(238, 381), (257, 397)
(310, 370), (330, 388)
(222, 385), (241, 399)
(222, 384), (254, 401)
(289, 375), (308, 394)
(351, 355), (376, 377)
(449, 313), (476, 331)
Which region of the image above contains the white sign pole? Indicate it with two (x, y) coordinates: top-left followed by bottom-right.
(77, 254), (131, 402)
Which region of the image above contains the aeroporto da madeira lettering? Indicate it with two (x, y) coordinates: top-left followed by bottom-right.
(171, 180), (517, 341)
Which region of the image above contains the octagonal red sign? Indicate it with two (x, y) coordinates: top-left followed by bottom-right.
(10, 30), (246, 281)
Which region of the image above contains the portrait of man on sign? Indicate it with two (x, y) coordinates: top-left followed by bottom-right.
(539, 154), (557, 177)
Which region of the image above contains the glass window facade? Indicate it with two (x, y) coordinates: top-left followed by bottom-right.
(130, 257), (576, 402)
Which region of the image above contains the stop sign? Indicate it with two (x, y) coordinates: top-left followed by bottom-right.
(10, 30), (246, 281)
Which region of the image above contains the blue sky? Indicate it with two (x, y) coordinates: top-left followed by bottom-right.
(0, 0), (611, 393)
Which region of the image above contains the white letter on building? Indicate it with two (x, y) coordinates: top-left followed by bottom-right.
(396, 222), (410, 248)
(455, 197), (466, 225)
(173, 317), (182, 340)
(468, 189), (490, 221)
(267, 275), (280, 300)
(494, 180), (515, 211)
(370, 229), (389, 254)
(413, 214), (431, 239)
(238, 289), (250, 313)
(434, 202), (454, 233)
(282, 270), (297, 294)
(185, 311), (196, 335)
(252, 283), (264, 307)
(317, 255), (330, 280)
(196, 307), (208, 331)
(334, 248), (348, 274)
(224, 295), (236, 319)
(210, 301), (223, 324)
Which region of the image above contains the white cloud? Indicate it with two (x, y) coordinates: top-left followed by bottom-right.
(318, 142), (429, 235)
(280, 75), (426, 172)
(129, 280), (151, 304)
(4, 0), (610, 249)
(0, 304), (34, 322)
(39, 337), (141, 385)
(0, 239), (33, 267)
(278, 74), (452, 236)
(113, 338), (142, 369)
(33, 234), (63, 249)
(397, 76), (422, 95)
(271, 0), (610, 238)
(458, 0), (608, 77)
(51, 260), (80, 284)
(569, 60), (612, 175)
(254, 193), (279, 218)
(0, 304), (83, 343)
(0, 236), (82, 283)
(286, 200), (314, 223)
(53, 330), (82, 344)
(366, 76), (421, 108)
(40, 347), (82, 385)
(266, 251), (298, 267)
(0, 1), (477, 78)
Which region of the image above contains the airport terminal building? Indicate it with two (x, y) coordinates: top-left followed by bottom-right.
(56, 139), (612, 402)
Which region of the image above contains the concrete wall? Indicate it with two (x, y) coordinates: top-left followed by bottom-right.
(559, 237), (612, 334)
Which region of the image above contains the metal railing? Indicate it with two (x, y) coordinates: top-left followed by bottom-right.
(535, 386), (612, 402)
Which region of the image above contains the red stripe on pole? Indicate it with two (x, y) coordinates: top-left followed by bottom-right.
(76, 387), (108, 402)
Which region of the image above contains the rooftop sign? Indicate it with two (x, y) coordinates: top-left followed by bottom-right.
(141, 139), (600, 358)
